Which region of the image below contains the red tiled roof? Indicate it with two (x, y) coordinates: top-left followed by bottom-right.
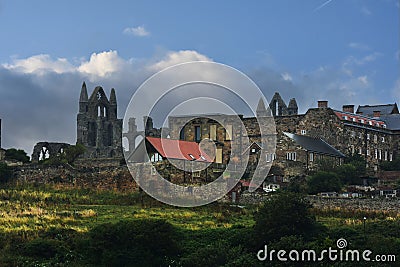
(146, 137), (213, 162)
(334, 111), (386, 128)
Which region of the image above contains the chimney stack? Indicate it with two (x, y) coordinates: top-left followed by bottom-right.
(342, 105), (354, 113)
(373, 110), (381, 118)
(318, 101), (328, 108)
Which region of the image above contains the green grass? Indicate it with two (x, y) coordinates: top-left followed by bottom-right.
(0, 184), (398, 266)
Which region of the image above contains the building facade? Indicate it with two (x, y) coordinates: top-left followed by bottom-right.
(77, 82), (123, 158)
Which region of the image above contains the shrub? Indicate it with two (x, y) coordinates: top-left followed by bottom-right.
(84, 219), (180, 266)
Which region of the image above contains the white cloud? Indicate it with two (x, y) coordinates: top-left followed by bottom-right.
(361, 6), (371, 15)
(281, 72), (292, 81)
(148, 50), (212, 71)
(342, 52), (382, 76)
(78, 50), (129, 78)
(2, 54), (75, 74)
(123, 26), (150, 37)
(348, 42), (370, 51)
(358, 75), (368, 86)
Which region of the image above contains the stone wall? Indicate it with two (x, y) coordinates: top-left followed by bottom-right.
(14, 164), (137, 192)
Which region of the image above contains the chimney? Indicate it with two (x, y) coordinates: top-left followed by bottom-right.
(318, 101), (328, 108)
(373, 110), (381, 118)
(342, 105), (354, 113)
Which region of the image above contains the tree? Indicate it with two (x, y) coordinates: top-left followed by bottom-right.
(5, 148), (30, 163)
(335, 163), (360, 185)
(344, 154), (367, 177)
(254, 192), (320, 245)
(64, 144), (86, 164)
(380, 157), (400, 171)
(307, 171), (342, 194)
(0, 162), (12, 182)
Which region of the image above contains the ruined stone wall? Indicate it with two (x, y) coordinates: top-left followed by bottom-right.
(14, 164), (137, 192)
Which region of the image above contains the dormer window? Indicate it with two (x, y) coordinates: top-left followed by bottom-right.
(352, 117), (356, 122)
(200, 155), (206, 161)
(301, 130), (307, 135)
(368, 121), (373, 125)
(343, 116), (348, 120)
(360, 119), (364, 124)
(188, 154), (195, 160)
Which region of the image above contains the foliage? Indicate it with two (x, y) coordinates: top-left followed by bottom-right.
(4, 148), (30, 163)
(0, 162), (12, 182)
(0, 185), (398, 266)
(344, 154), (367, 176)
(307, 171), (342, 194)
(253, 192), (321, 245)
(84, 219), (180, 266)
(380, 157), (400, 171)
(335, 163), (361, 185)
(65, 144), (86, 164)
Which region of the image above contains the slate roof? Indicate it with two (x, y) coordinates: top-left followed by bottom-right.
(146, 137), (213, 162)
(379, 114), (400, 131)
(283, 132), (346, 158)
(356, 103), (399, 117)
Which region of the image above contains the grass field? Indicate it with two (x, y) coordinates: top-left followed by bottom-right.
(0, 184), (398, 266)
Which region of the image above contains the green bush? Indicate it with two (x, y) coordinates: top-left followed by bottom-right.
(84, 219), (180, 266)
(307, 171), (342, 194)
(5, 148), (30, 163)
(254, 192), (320, 245)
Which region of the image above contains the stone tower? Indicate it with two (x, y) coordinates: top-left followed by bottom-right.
(287, 98), (298, 115)
(77, 82), (123, 158)
(269, 92), (298, 116)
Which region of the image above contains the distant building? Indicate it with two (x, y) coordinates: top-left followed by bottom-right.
(77, 82), (123, 158)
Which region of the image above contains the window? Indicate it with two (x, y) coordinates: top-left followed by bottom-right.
(351, 145), (355, 155)
(193, 171), (200, 177)
(266, 153), (276, 162)
(367, 149), (370, 156)
(225, 124), (233, 140)
(374, 135), (377, 143)
(360, 119), (365, 124)
(367, 134), (370, 140)
(216, 148), (223, 163)
(384, 151), (388, 161)
(358, 147), (362, 155)
(369, 121), (373, 125)
(383, 124), (387, 128)
(286, 152), (296, 161)
(359, 132), (362, 139)
(301, 129), (307, 135)
(195, 126), (201, 142)
(200, 155), (206, 161)
(251, 148), (256, 153)
(389, 153), (393, 162)
(180, 127), (185, 140)
(352, 117), (356, 122)
(188, 154), (195, 160)
(343, 115), (348, 120)
(309, 152), (314, 162)
(379, 150), (382, 160)
(210, 125), (217, 140)
(374, 149), (378, 159)
(150, 152), (162, 162)
(382, 137), (385, 143)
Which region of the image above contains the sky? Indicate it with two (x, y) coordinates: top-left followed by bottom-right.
(0, 0), (399, 155)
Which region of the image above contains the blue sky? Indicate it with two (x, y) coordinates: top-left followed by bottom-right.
(0, 0), (399, 154)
